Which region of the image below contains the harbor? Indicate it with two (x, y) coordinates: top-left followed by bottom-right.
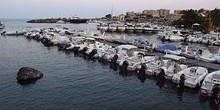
(1, 16), (220, 109)
(1, 0), (220, 109)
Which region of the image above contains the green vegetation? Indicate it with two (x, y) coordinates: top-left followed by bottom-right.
(172, 8), (220, 32)
(210, 8), (220, 27)
(172, 9), (204, 29)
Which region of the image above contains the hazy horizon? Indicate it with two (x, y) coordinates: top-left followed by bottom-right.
(0, 0), (220, 19)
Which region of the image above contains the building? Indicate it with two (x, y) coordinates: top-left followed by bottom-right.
(174, 10), (183, 15)
(117, 14), (125, 22)
(157, 9), (170, 18)
(142, 10), (160, 18)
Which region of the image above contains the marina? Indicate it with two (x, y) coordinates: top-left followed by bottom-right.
(0, 20), (219, 110)
(1, 0), (220, 109)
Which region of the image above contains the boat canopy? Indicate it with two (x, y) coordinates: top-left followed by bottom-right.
(155, 44), (177, 53)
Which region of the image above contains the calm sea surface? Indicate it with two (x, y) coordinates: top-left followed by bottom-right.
(0, 19), (212, 110)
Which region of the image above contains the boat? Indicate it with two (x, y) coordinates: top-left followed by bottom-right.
(115, 45), (138, 64)
(172, 66), (208, 88)
(169, 30), (184, 42)
(108, 24), (117, 32)
(0, 22), (5, 29)
(195, 49), (217, 63)
(134, 23), (143, 33)
(3, 31), (26, 36)
(125, 23), (134, 33)
(99, 23), (108, 32)
(144, 58), (165, 75)
(117, 24), (126, 32)
(69, 16), (88, 23)
(118, 48), (156, 71)
(200, 70), (220, 97)
(180, 46), (196, 59)
(160, 54), (188, 80)
(142, 24), (153, 33)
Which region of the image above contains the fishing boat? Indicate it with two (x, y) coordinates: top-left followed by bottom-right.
(172, 67), (208, 88)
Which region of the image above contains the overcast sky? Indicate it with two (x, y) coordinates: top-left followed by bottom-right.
(0, 0), (219, 19)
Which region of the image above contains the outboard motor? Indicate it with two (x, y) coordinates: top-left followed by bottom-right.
(156, 68), (165, 88)
(209, 84), (220, 110)
(73, 47), (80, 55)
(119, 60), (129, 75)
(89, 49), (97, 59)
(80, 47), (88, 56)
(110, 54), (118, 65)
(109, 54), (119, 71)
(161, 36), (166, 42)
(42, 38), (53, 47)
(177, 74), (186, 96)
(137, 63), (146, 83)
(138, 63), (146, 75)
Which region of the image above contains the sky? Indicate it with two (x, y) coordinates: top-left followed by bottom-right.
(0, 0), (220, 19)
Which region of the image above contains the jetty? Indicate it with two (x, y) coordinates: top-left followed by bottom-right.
(2, 26), (220, 71)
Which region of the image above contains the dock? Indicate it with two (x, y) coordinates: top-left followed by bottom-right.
(96, 37), (220, 70)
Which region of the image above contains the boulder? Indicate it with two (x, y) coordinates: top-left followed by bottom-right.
(17, 67), (43, 84)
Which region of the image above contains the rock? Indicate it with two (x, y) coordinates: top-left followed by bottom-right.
(17, 67), (43, 84)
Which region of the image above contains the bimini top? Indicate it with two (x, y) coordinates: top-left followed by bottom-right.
(163, 54), (186, 61)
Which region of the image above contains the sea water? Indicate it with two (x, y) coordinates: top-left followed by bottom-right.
(0, 19), (212, 110)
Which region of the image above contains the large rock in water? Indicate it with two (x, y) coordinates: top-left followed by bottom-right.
(17, 67), (43, 84)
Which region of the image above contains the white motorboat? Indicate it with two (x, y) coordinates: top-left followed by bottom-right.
(169, 35), (184, 42)
(118, 48), (156, 71)
(3, 31), (26, 36)
(75, 38), (96, 51)
(142, 24), (153, 33)
(195, 49), (217, 63)
(108, 24), (117, 32)
(200, 70), (220, 97)
(117, 24), (126, 32)
(134, 23), (143, 33)
(172, 67), (208, 88)
(180, 46), (196, 59)
(160, 54), (188, 80)
(125, 23), (134, 33)
(100, 24), (108, 32)
(144, 58), (166, 75)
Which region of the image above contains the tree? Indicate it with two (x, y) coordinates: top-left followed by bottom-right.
(172, 9), (204, 28)
(210, 8), (220, 27)
(105, 14), (112, 20)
